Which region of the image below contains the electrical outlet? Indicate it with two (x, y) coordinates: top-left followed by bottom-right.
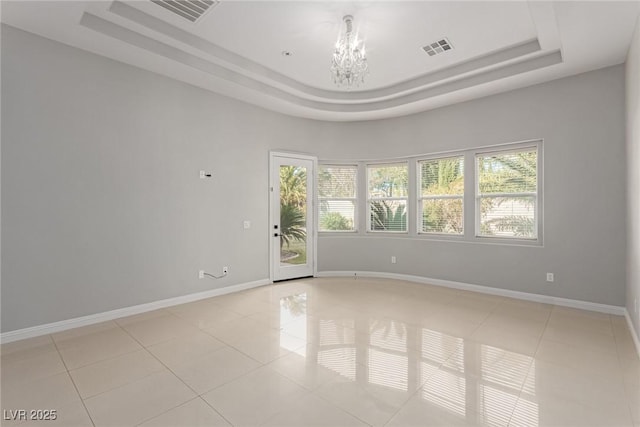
(391, 256), (397, 264)
(223, 266), (228, 275)
(546, 273), (554, 282)
(198, 270), (204, 279)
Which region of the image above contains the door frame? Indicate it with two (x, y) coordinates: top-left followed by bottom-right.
(269, 151), (318, 282)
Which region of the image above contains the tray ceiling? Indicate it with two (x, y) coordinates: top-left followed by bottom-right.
(2, 1), (639, 121)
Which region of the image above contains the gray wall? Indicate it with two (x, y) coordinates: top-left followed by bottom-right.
(314, 66), (627, 307)
(626, 16), (640, 341)
(0, 25), (322, 332)
(1, 24), (628, 332)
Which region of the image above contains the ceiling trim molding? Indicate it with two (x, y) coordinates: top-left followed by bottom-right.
(80, 10), (562, 113)
(108, 1), (546, 102)
(109, 1), (309, 95)
(4, 0), (637, 121)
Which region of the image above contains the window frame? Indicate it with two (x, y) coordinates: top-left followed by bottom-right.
(474, 141), (542, 244)
(366, 161), (410, 234)
(317, 164), (359, 233)
(416, 154), (466, 236)
(317, 139), (543, 246)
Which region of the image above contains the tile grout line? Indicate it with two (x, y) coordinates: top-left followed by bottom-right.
(115, 323), (240, 426)
(611, 315), (638, 425)
(52, 319), (170, 402)
(379, 360), (440, 427)
(54, 335), (144, 372)
(7, 278), (634, 426)
(382, 319), (477, 427)
(504, 303), (552, 427)
(116, 320), (266, 426)
(50, 334), (97, 427)
(116, 323), (205, 397)
(69, 314), (240, 425)
(62, 321), (200, 405)
(196, 395), (236, 427)
(54, 292), (283, 410)
(126, 287), (307, 426)
(134, 395), (234, 427)
(275, 388), (374, 427)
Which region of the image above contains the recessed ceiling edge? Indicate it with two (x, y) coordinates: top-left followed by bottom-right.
(79, 12), (563, 115)
(108, 1), (545, 102)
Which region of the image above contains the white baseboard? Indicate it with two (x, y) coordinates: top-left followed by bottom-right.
(3, 272), (632, 346)
(317, 270), (626, 316)
(0, 279), (271, 344)
(624, 309), (640, 360)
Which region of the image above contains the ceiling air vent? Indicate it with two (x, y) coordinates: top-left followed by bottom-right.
(422, 38), (453, 57)
(151, 0), (218, 23)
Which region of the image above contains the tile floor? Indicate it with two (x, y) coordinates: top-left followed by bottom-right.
(1, 277), (639, 427)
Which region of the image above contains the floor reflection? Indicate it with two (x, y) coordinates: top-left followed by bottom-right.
(3, 278), (634, 427)
(276, 282), (538, 426)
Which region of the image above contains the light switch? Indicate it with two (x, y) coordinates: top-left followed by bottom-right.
(243, 220), (251, 229)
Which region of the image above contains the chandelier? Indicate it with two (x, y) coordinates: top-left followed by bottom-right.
(331, 15), (368, 89)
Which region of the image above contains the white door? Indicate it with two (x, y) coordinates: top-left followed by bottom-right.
(270, 152), (315, 282)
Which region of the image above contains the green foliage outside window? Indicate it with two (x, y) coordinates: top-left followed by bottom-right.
(478, 150), (537, 238)
(370, 201), (407, 231)
(368, 164), (408, 232)
(280, 166), (307, 212)
(420, 157), (464, 234)
(320, 211), (353, 231)
(318, 166), (357, 231)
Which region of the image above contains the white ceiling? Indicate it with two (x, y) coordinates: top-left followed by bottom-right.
(2, 1), (639, 121)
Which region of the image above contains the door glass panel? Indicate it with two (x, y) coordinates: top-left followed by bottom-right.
(279, 165), (307, 266)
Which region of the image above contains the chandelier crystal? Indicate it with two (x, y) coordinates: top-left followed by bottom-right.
(331, 15), (368, 89)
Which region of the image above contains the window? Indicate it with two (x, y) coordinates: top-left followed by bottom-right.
(318, 165), (358, 232)
(317, 140), (541, 244)
(476, 146), (538, 239)
(418, 156), (464, 234)
(367, 163), (408, 232)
